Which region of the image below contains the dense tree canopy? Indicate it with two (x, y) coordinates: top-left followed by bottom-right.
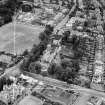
(20, 25), (54, 73)
(0, 0), (22, 25)
(28, 62), (41, 74)
(48, 63), (56, 75)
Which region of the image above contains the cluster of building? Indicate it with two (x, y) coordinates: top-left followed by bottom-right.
(37, 0), (105, 93)
(52, 0), (105, 92)
(1, 0), (105, 105)
(0, 83), (25, 104)
(1, 71), (105, 105)
(16, 0), (71, 27)
(21, 0), (105, 92)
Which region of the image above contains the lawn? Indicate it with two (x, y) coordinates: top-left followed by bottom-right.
(0, 22), (44, 54)
(18, 95), (43, 105)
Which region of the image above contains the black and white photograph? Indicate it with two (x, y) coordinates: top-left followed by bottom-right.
(0, 0), (105, 105)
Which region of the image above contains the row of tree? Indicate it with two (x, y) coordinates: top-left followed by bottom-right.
(0, 0), (22, 26)
(20, 25), (54, 74)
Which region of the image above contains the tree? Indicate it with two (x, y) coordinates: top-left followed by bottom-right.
(22, 49), (29, 56)
(53, 63), (79, 83)
(0, 79), (4, 91)
(43, 102), (52, 105)
(54, 65), (68, 81)
(61, 31), (70, 45)
(6, 78), (13, 86)
(84, 21), (88, 27)
(103, 23), (105, 31)
(39, 32), (48, 41)
(0, 100), (7, 105)
(61, 60), (68, 69)
(39, 42), (47, 51)
(19, 56), (31, 72)
(46, 25), (53, 32)
(0, 62), (7, 68)
(22, 4), (32, 12)
(72, 60), (80, 72)
(30, 44), (37, 54)
(44, 25), (53, 35)
(28, 62), (41, 74)
(72, 35), (80, 49)
(31, 91), (37, 96)
(63, 31), (70, 37)
(0, 0), (21, 25)
(48, 63), (56, 75)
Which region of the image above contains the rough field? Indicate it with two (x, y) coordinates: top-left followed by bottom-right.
(18, 95), (43, 105)
(0, 22), (44, 54)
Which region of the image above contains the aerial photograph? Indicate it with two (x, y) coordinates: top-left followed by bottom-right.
(0, 0), (105, 105)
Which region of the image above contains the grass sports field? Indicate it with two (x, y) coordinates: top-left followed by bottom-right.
(0, 22), (44, 54)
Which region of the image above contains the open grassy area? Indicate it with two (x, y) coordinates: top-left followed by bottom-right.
(0, 22), (44, 54)
(18, 95), (43, 105)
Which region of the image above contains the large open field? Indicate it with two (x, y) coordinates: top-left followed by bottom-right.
(0, 22), (44, 54)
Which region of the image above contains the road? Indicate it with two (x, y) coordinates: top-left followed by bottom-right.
(0, 59), (23, 79)
(72, 85), (105, 98)
(23, 71), (105, 98)
(2, 67), (105, 105)
(54, 1), (77, 34)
